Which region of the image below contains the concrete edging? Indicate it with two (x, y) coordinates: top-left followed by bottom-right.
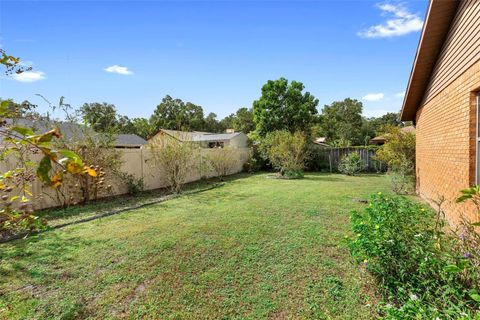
(1, 183), (225, 244)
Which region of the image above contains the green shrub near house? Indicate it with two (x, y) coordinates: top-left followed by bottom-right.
(338, 153), (364, 176)
(348, 194), (480, 318)
(258, 130), (309, 178)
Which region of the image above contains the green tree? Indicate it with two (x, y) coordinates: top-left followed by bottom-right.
(184, 102), (205, 131)
(150, 95), (184, 131)
(375, 125), (415, 172)
(221, 107), (255, 134)
(130, 118), (155, 139)
(262, 130), (309, 178)
(80, 102), (119, 133)
(371, 112), (401, 130)
(0, 98), (38, 118)
(233, 107), (255, 133)
(220, 113), (236, 131)
(150, 95), (206, 132)
(320, 98), (364, 145)
(204, 112), (223, 133)
(253, 78), (318, 137)
(375, 125), (416, 194)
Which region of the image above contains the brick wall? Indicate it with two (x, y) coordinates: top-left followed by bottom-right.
(415, 60), (480, 225)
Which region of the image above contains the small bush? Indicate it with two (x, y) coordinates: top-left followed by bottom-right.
(338, 153), (364, 175)
(283, 170), (304, 179)
(207, 147), (239, 180)
(375, 125), (416, 194)
(150, 138), (198, 194)
(456, 186), (480, 283)
(260, 130), (308, 178)
(243, 156), (259, 173)
(115, 171), (145, 195)
(348, 194), (479, 318)
(388, 170), (415, 195)
(375, 125), (415, 172)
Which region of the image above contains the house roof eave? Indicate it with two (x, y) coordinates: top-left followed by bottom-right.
(400, 0), (459, 121)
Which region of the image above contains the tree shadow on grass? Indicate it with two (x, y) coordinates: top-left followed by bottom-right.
(302, 175), (344, 182)
(0, 232), (100, 280)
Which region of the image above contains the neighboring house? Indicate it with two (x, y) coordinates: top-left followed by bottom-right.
(400, 0), (480, 224)
(313, 137), (330, 147)
(114, 134), (148, 149)
(148, 129), (248, 148)
(369, 126), (415, 146)
(2, 118), (147, 149)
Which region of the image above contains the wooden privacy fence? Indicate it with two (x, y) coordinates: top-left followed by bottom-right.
(312, 146), (386, 172)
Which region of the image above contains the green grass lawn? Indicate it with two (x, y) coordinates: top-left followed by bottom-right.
(0, 173), (390, 319)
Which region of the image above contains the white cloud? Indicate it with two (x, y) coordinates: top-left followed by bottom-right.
(104, 65), (133, 75)
(394, 90), (406, 98)
(362, 93), (385, 101)
(358, 2), (423, 38)
(12, 70), (46, 83)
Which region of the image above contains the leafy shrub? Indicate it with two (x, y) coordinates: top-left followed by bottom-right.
(375, 125), (415, 172)
(305, 144), (330, 172)
(243, 156), (259, 173)
(207, 147), (239, 180)
(375, 125), (416, 194)
(348, 194), (479, 318)
(338, 153), (364, 175)
(387, 162), (415, 195)
(1, 75), (97, 239)
(456, 186), (480, 285)
(260, 130), (308, 178)
(51, 132), (119, 206)
(115, 171), (145, 195)
(150, 137), (198, 194)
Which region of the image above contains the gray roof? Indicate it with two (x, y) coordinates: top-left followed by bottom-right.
(195, 132), (241, 141)
(115, 134), (147, 147)
(2, 118), (146, 147)
(159, 129), (242, 142)
(160, 129), (205, 142)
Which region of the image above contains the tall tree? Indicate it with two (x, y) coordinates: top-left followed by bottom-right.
(253, 78), (318, 137)
(150, 95), (207, 132)
(130, 118), (155, 139)
(220, 113), (236, 131)
(320, 98), (364, 145)
(0, 98), (38, 118)
(150, 95), (185, 131)
(204, 112), (223, 133)
(233, 107), (255, 133)
(80, 102), (119, 132)
(369, 112), (402, 133)
(220, 107), (255, 134)
(184, 102), (205, 131)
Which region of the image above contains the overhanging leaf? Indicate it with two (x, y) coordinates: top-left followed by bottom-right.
(11, 126), (34, 137)
(59, 149), (83, 165)
(37, 155), (52, 183)
(443, 265), (461, 274)
(469, 292), (480, 303)
(66, 161), (84, 174)
(83, 167), (97, 177)
(50, 171), (63, 188)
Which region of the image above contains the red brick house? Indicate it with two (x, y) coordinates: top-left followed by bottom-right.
(400, 0), (480, 225)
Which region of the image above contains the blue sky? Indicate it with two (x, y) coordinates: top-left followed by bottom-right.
(0, 0), (428, 120)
